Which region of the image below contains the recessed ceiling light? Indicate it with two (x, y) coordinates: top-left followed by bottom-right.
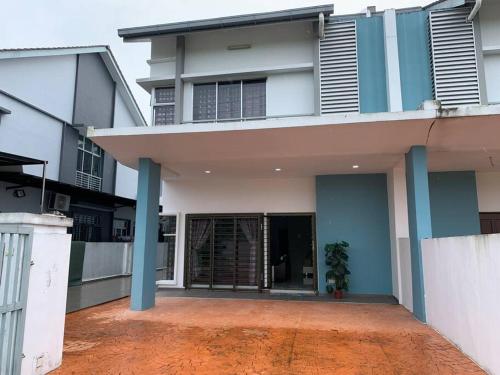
(204, 170), (211, 174)
(274, 168), (282, 172)
(352, 165), (359, 169)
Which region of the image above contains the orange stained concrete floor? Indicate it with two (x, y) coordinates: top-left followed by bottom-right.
(53, 297), (484, 375)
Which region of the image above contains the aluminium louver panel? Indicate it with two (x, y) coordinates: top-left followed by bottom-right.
(429, 8), (481, 107)
(320, 20), (359, 114)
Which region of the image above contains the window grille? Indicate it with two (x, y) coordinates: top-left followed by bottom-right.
(153, 87), (175, 125)
(193, 80), (266, 122)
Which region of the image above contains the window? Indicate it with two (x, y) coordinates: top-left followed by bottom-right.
(193, 80), (266, 122)
(72, 213), (102, 242)
(113, 218), (132, 242)
(76, 135), (103, 191)
(157, 215), (177, 282)
(153, 87), (175, 125)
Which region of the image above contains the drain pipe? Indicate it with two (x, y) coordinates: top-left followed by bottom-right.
(318, 12), (325, 39)
(467, 0), (482, 22)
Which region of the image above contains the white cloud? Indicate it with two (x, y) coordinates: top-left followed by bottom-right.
(0, 0), (433, 123)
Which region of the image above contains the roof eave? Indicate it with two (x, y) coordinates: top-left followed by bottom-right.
(118, 4), (333, 40)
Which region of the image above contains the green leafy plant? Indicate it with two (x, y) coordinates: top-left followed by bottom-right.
(325, 241), (350, 291)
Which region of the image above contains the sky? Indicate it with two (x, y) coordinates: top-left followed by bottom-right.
(1, 0), (433, 122)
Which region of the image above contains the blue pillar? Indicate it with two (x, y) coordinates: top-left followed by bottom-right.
(131, 158), (161, 311)
(405, 146), (432, 322)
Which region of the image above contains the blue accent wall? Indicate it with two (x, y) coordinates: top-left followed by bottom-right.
(316, 174), (392, 295)
(397, 11), (434, 110)
(429, 171), (481, 237)
(131, 158), (161, 311)
(357, 16), (388, 113)
(405, 146), (432, 322)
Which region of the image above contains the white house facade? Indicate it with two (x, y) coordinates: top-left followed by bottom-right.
(89, 0), (500, 326)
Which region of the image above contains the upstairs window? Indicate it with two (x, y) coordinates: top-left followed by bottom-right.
(153, 87), (175, 125)
(76, 135), (103, 191)
(193, 79), (266, 122)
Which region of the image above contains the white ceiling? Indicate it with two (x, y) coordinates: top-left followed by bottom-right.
(91, 113), (500, 180)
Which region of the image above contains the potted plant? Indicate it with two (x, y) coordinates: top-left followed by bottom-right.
(325, 241), (350, 299)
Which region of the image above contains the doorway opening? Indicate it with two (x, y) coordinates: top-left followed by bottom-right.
(266, 214), (316, 292)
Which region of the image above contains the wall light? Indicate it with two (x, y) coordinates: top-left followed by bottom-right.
(13, 189), (26, 198)
(352, 165), (360, 169)
(274, 168), (282, 172)
(204, 170), (211, 174)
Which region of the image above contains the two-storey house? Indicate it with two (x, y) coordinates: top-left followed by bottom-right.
(90, 0), (500, 322)
(0, 46), (145, 243)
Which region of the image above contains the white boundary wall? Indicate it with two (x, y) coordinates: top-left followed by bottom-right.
(422, 234), (500, 375)
(387, 162), (411, 307)
(0, 213), (72, 375)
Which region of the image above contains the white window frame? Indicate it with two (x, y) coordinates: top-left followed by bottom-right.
(151, 86), (175, 126)
(156, 212), (180, 286)
(192, 79), (266, 122)
(76, 135), (103, 191)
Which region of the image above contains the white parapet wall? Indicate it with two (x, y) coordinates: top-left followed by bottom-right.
(422, 234), (500, 375)
(0, 213), (73, 375)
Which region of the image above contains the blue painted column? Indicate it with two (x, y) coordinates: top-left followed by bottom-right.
(405, 146), (432, 322)
(131, 158), (161, 311)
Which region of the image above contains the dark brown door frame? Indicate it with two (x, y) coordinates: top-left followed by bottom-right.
(264, 212), (318, 293)
(184, 213), (264, 290)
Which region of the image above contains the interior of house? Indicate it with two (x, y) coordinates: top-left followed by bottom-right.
(269, 215), (314, 291)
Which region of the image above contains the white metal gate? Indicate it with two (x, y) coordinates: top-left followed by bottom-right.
(0, 227), (33, 375)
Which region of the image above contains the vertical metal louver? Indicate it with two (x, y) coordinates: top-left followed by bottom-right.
(429, 8), (481, 107)
(320, 21), (359, 114)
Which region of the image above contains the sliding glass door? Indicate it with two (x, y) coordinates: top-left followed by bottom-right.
(185, 214), (262, 289)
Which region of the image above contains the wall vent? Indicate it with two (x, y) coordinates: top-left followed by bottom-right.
(320, 20), (360, 114)
(429, 8), (481, 107)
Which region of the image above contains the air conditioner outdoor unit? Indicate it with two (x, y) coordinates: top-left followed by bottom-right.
(48, 193), (71, 212)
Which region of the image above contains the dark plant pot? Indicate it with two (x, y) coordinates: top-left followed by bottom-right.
(334, 289), (344, 299)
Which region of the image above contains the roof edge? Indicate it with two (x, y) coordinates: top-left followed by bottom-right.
(0, 46), (147, 127)
(118, 4), (333, 40)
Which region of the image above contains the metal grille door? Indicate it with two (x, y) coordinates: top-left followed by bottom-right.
(186, 215), (261, 290)
(429, 8), (481, 107)
(320, 20), (359, 114)
(0, 228), (33, 375)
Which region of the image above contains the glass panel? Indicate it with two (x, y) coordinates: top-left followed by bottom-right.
(91, 155), (102, 177)
(213, 218), (235, 287)
(78, 135), (85, 149)
(92, 142), (101, 156)
(82, 152), (92, 174)
(159, 216), (177, 239)
(154, 105), (175, 125)
(189, 218), (212, 284)
(84, 137), (93, 152)
(236, 218), (259, 287)
(217, 82), (241, 120)
(77, 149), (83, 172)
(242, 80), (266, 118)
(155, 87), (175, 104)
(193, 83), (216, 121)
(157, 239), (176, 281)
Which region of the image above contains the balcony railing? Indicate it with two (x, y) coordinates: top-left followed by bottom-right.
(75, 171), (102, 191)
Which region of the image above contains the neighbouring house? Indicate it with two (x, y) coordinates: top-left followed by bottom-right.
(0, 46), (155, 291)
(0, 46), (144, 243)
(89, 0), (500, 327)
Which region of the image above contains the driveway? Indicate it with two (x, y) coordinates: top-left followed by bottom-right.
(54, 297), (483, 374)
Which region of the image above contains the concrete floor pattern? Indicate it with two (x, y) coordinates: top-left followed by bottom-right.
(54, 297), (484, 375)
